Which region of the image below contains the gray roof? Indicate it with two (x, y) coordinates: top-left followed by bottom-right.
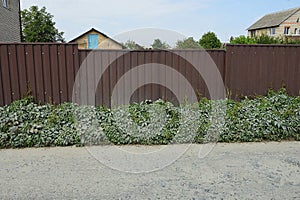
(248, 7), (300, 30)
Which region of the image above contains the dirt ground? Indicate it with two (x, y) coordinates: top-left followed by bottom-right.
(0, 142), (299, 199)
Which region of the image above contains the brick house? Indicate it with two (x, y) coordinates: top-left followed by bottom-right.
(247, 7), (300, 40)
(69, 28), (125, 49)
(0, 0), (21, 42)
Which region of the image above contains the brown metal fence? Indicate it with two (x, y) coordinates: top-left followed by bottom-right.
(77, 49), (225, 107)
(225, 44), (300, 98)
(0, 43), (300, 106)
(0, 43), (79, 106)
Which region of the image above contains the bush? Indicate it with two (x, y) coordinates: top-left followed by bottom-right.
(101, 100), (180, 145)
(0, 89), (299, 148)
(230, 35), (256, 44)
(230, 34), (300, 45)
(220, 88), (300, 142)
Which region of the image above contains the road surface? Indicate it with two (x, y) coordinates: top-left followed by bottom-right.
(0, 142), (299, 199)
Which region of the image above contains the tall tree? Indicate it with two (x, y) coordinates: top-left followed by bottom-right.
(175, 37), (201, 49)
(151, 39), (170, 49)
(199, 32), (221, 49)
(21, 6), (65, 42)
(123, 40), (144, 50)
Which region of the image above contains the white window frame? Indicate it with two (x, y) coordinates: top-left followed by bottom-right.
(284, 27), (290, 35)
(294, 28), (298, 35)
(2, 0), (8, 8)
(269, 28), (276, 36)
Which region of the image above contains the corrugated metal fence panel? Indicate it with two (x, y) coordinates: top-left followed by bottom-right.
(2, 44), (300, 107)
(0, 44), (11, 105)
(0, 46), (226, 106)
(226, 44), (300, 99)
(76, 49), (226, 107)
(0, 43), (79, 106)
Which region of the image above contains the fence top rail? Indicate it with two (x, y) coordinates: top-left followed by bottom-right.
(226, 43), (300, 48)
(79, 49), (226, 52)
(1, 43), (300, 49)
(0, 42), (78, 45)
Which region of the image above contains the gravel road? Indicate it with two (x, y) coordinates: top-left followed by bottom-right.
(0, 142), (299, 199)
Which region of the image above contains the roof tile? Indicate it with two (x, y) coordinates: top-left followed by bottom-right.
(248, 7), (300, 30)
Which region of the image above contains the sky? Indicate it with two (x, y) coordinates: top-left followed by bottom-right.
(21, 0), (300, 47)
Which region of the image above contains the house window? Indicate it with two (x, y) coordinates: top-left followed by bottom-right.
(251, 30), (256, 37)
(284, 27), (290, 35)
(2, 0), (8, 8)
(297, 18), (299, 23)
(294, 28), (298, 35)
(269, 28), (276, 36)
(88, 34), (99, 49)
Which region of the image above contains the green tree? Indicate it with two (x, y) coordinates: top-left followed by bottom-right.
(199, 32), (222, 49)
(175, 37), (201, 49)
(123, 40), (144, 50)
(255, 34), (281, 44)
(230, 35), (256, 44)
(151, 39), (170, 49)
(21, 6), (65, 42)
